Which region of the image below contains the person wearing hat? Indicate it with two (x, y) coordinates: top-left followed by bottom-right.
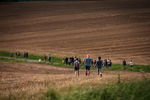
(93, 56), (103, 77)
(84, 54), (92, 76)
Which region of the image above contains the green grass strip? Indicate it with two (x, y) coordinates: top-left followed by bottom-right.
(0, 51), (150, 72)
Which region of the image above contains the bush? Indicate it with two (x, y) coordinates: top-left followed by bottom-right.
(42, 80), (150, 100)
(41, 89), (59, 100)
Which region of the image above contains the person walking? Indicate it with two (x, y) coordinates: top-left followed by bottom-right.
(15, 52), (17, 59)
(104, 59), (107, 68)
(44, 54), (47, 63)
(24, 52), (26, 60)
(62, 57), (65, 64)
(72, 56), (74, 65)
(84, 54), (92, 76)
(78, 58), (81, 65)
(110, 60), (112, 68)
(74, 58), (80, 76)
(68, 58), (71, 65)
(122, 59), (126, 67)
(93, 56), (103, 77)
(107, 59), (111, 68)
(48, 54), (51, 62)
(26, 52), (28, 59)
(130, 60), (133, 69)
(65, 57), (68, 65)
(10, 52), (13, 57)
(18, 51), (20, 58)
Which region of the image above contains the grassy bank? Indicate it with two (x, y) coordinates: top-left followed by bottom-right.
(41, 79), (150, 100)
(0, 51), (62, 63)
(0, 51), (150, 72)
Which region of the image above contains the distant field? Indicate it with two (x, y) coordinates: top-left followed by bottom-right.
(0, 0), (150, 65)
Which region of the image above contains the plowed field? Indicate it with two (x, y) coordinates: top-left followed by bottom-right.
(0, 0), (150, 65)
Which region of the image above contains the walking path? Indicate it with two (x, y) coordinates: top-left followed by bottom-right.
(0, 56), (51, 63)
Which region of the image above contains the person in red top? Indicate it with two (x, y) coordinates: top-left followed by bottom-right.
(44, 54), (47, 63)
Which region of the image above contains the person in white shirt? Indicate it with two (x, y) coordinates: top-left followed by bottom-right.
(130, 60), (133, 69)
(107, 59), (111, 68)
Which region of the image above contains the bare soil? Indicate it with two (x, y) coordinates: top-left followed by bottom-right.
(0, 62), (149, 99)
(0, 0), (150, 65)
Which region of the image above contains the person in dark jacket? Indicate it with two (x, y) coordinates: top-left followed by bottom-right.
(93, 56), (103, 77)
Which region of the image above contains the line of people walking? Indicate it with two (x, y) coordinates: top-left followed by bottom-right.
(72, 54), (134, 77)
(10, 51), (133, 76)
(62, 56), (81, 66)
(10, 51), (28, 59)
(73, 54), (103, 77)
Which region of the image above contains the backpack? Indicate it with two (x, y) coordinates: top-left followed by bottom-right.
(74, 61), (79, 69)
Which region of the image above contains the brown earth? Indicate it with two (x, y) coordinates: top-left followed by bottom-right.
(0, 0), (150, 65)
(0, 62), (150, 99)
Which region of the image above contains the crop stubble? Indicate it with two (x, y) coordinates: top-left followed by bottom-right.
(0, 62), (149, 98)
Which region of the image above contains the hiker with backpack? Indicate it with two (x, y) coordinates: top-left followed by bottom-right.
(74, 58), (80, 76)
(84, 54), (92, 76)
(93, 56), (103, 77)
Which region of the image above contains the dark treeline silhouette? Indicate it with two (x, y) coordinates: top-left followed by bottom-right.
(0, 0), (103, 2)
(0, 0), (76, 2)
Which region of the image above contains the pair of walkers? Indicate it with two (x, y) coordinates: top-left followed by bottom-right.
(43, 54), (51, 62)
(74, 54), (103, 77)
(122, 59), (133, 69)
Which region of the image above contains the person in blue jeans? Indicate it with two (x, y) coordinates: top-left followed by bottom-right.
(48, 54), (51, 62)
(84, 54), (92, 76)
(65, 57), (68, 65)
(93, 56), (103, 77)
